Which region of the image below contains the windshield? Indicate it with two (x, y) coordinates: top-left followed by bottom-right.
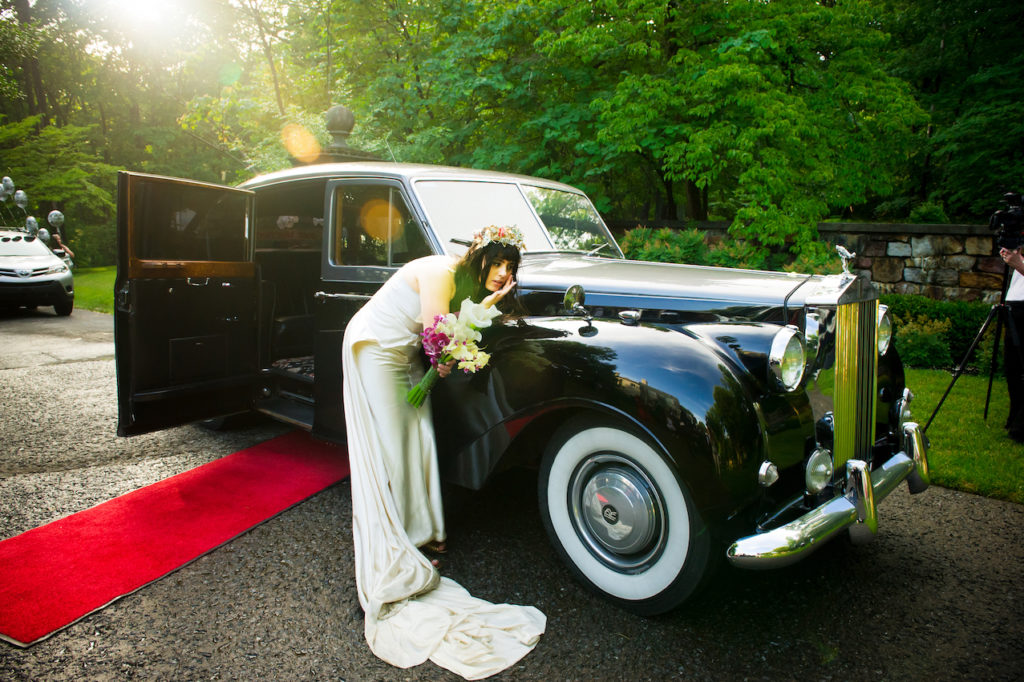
(521, 185), (621, 256)
(0, 234), (52, 257)
(413, 180), (620, 256)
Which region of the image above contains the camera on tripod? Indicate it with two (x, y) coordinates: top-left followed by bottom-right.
(990, 191), (1024, 250)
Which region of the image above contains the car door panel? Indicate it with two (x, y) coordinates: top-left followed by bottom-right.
(115, 171), (257, 436)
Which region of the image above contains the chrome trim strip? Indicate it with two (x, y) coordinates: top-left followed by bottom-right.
(726, 422), (929, 569)
(313, 291), (372, 302)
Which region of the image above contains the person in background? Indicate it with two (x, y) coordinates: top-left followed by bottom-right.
(51, 232), (74, 261)
(999, 246), (1024, 442)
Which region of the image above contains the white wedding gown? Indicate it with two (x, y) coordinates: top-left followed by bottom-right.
(341, 271), (546, 680)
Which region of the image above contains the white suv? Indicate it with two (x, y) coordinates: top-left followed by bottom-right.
(0, 229), (74, 316)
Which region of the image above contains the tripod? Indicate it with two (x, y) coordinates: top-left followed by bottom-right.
(924, 263), (1024, 432)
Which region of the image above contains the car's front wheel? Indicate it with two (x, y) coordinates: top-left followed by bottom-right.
(54, 300), (73, 316)
(539, 417), (712, 615)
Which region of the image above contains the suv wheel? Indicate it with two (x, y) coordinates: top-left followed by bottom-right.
(54, 300), (73, 316)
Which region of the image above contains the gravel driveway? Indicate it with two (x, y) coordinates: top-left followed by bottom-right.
(1, 309), (1022, 680)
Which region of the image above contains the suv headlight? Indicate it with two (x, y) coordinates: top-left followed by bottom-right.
(769, 326), (806, 391)
(877, 304), (893, 355)
(46, 263), (68, 275)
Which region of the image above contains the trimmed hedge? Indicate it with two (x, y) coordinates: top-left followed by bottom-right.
(881, 294), (994, 371)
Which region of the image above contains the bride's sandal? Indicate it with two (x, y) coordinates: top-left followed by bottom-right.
(423, 540), (448, 554)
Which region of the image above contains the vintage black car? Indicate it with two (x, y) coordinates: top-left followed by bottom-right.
(114, 162), (930, 614)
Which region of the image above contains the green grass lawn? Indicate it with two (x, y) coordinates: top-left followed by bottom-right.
(73, 266), (115, 314)
(906, 367), (1024, 504)
(68, 268), (1023, 504)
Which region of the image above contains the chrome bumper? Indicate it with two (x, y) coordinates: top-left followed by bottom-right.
(726, 422), (930, 569)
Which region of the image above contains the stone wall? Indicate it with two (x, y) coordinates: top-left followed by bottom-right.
(818, 223), (1002, 303)
(607, 219), (1003, 303)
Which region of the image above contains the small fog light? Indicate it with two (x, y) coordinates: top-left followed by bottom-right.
(805, 448), (834, 494)
(758, 461), (780, 487)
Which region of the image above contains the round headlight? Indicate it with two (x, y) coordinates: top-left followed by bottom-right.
(877, 304), (893, 355)
(806, 447), (834, 494)
(769, 326), (806, 391)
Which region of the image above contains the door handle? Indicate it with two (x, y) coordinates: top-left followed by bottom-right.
(187, 277), (210, 286)
(314, 291), (372, 302)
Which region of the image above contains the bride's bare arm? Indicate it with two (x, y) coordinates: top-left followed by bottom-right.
(411, 257), (456, 329)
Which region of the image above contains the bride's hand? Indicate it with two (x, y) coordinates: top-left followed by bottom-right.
(437, 358), (456, 378)
(483, 277), (516, 308)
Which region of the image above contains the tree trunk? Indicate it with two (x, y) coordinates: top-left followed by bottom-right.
(659, 174), (678, 220)
(685, 179), (708, 221)
(13, 0), (48, 120)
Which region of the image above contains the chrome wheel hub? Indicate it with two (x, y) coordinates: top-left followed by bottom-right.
(569, 453), (666, 572)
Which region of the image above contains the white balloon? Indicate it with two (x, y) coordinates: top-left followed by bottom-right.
(1, 177), (13, 192)
(25, 216), (38, 233)
(13, 189), (27, 208)
(37, 227), (50, 242)
(47, 210), (65, 228)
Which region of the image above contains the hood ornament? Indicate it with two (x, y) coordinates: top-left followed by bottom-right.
(836, 245), (856, 277)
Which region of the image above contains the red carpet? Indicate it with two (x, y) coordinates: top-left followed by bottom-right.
(0, 430), (349, 647)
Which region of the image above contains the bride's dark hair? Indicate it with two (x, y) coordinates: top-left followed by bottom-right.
(450, 240), (522, 312)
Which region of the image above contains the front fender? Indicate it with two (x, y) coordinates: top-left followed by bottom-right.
(433, 316), (772, 517)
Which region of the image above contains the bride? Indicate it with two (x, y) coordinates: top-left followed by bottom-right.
(341, 225), (546, 679)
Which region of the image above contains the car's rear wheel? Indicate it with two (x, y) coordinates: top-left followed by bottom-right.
(538, 416), (711, 615)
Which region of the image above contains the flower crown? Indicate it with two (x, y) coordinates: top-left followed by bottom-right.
(473, 224), (526, 252)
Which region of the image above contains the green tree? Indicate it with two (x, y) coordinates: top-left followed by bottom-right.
(880, 0), (1024, 219)
(534, 0), (926, 268)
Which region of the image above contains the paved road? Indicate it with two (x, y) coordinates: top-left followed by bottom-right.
(0, 308), (115, 370)
(0, 310), (1022, 680)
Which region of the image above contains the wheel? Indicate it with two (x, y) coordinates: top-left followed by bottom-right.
(54, 300), (73, 316)
(538, 416), (712, 615)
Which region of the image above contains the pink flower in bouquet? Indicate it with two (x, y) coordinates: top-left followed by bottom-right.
(420, 315), (452, 366)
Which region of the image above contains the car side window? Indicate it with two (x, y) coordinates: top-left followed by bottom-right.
(332, 184), (431, 266)
(253, 179), (325, 250)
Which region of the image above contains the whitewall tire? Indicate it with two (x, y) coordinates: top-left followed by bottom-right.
(539, 417), (711, 614)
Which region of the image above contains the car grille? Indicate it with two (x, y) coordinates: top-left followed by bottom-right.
(0, 266), (49, 277)
(832, 299), (879, 470)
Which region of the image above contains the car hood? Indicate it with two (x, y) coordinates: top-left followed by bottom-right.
(0, 254), (61, 268)
(518, 254), (867, 322)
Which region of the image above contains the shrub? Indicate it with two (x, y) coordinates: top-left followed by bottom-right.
(908, 200), (950, 224)
(896, 315), (953, 369)
(620, 227), (709, 265)
(881, 293), (991, 367)
(67, 222), (116, 268)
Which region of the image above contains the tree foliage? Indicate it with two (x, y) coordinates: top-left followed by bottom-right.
(0, 0), (1020, 267)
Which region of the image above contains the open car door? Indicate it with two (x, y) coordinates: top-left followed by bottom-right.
(115, 171), (258, 436)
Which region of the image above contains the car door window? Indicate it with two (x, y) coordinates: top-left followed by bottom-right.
(131, 179), (249, 261)
(331, 184), (430, 266)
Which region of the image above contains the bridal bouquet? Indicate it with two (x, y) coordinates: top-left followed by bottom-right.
(406, 298), (502, 408)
